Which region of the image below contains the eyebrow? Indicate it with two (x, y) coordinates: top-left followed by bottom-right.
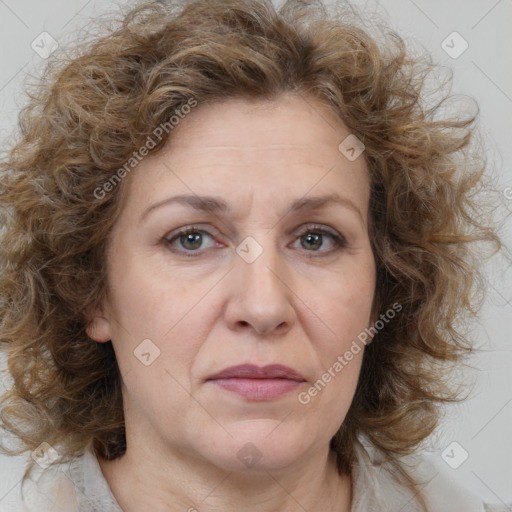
(140, 193), (364, 223)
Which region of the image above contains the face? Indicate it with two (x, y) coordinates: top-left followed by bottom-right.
(87, 94), (376, 473)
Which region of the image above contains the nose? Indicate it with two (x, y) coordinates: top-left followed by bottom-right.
(223, 239), (296, 336)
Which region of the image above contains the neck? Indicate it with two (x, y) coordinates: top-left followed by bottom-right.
(98, 443), (352, 512)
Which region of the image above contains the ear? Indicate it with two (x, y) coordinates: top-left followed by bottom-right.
(85, 303), (112, 343)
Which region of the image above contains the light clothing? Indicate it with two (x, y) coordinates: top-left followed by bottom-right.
(9, 440), (510, 512)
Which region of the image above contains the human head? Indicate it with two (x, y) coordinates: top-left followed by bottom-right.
(0, 0), (498, 486)
(84, 91), (376, 476)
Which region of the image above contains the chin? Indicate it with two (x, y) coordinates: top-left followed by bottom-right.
(198, 423), (314, 472)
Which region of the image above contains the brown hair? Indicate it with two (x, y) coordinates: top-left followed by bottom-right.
(0, 0), (500, 502)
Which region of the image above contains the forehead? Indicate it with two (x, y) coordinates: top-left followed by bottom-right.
(120, 94), (370, 220)
(166, 94), (356, 155)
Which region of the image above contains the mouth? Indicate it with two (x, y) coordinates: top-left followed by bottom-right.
(206, 364), (306, 401)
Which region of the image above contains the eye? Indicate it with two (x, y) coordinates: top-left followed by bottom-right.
(164, 226), (218, 257)
(292, 224), (347, 254)
(164, 223), (347, 258)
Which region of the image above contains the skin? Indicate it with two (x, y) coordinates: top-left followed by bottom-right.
(87, 93), (376, 512)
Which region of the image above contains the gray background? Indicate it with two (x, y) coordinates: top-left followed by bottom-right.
(0, 0), (511, 509)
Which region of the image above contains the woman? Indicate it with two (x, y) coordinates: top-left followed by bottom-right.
(0, 0), (507, 510)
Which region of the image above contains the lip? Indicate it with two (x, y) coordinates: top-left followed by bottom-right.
(206, 364), (306, 401)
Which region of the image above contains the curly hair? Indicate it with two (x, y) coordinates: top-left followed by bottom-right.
(0, 0), (500, 500)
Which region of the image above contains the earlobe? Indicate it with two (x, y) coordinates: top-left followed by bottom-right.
(86, 314), (112, 343)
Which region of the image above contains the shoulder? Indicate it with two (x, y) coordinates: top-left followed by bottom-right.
(483, 505), (511, 512)
(410, 451), (511, 512)
(13, 442), (122, 512)
(351, 442), (510, 512)
(13, 458), (79, 512)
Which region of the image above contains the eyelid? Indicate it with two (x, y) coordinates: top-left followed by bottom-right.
(294, 223), (341, 238)
(292, 223), (348, 253)
(164, 224), (221, 241)
(163, 222), (347, 256)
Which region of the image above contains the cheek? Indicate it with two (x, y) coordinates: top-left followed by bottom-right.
(301, 285), (369, 423)
(298, 262), (374, 407)
(105, 261), (203, 374)
(108, 252), (203, 335)
(306, 264), (375, 343)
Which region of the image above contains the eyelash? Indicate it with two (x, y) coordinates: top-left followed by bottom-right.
(164, 224), (348, 258)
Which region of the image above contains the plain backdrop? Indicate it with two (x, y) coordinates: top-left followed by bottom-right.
(0, 0), (511, 509)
